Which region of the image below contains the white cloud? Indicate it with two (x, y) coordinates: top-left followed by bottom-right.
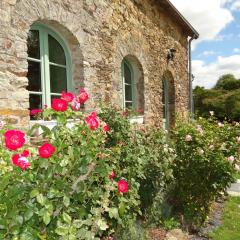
(170, 0), (233, 47)
(231, 0), (240, 10)
(193, 55), (240, 88)
(233, 48), (240, 53)
(198, 51), (218, 57)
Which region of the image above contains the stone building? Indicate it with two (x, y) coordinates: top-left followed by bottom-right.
(0, 0), (198, 128)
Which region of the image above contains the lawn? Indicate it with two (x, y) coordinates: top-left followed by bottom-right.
(209, 197), (240, 240)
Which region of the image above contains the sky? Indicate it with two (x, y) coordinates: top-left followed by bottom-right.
(170, 0), (240, 88)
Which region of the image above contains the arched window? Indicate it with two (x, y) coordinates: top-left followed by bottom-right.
(27, 23), (72, 111)
(162, 78), (170, 129)
(162, 73), (175, 129)
(122, 59), (136, 109)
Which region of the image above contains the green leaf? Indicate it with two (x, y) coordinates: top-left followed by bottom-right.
(55, 226), (69, 236)
(96, 219), (108, 230)
(109, 207), (119, 219)
(119, 202), (126, 216)
(24, 209), (34, 221)
(62, 212), (72, 224)
(63, 195), (70, 207)
(36, 194), (45, 206)
(30, 189), (39, 198)
(43, 211), (51, 225)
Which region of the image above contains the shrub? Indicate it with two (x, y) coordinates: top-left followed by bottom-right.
(171, 117), (238, 226)
(0, 93), (140, 239)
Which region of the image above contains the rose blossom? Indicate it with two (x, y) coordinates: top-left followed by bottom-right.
(235, 164), (240, 172)
(71, 97), (81, 111)
(12, 151), (30, 170)
(237, 137), (240, 144)
(228, 156), (235, 163)
(218, 122), (224, 127)
(198, 149), (204, 155)
(78, 88), (89, 104)
(109, 170), (115, 180)
(117, 179), (129, 193)
(103, 123), (110, 132)
(4, 130), (25, 151)
(61, 91), (75, 102)
(30, 109), (43, 116)
(52, 98), (68, 112)
(38, 143), (55, 158)
(185, 134), (192, 142)
(85, 112), (99, 130)
(0, 120), (5, 129)
(209, 145), (214, 150)
(209, 111), (214, 116)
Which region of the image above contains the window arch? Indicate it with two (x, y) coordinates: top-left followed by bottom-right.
(27, 23), (72, 112)
(121, 56), (144, 113)
(162, 72), (175, 129)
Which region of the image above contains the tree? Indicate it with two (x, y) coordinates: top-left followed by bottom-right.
(214, 74), (240, 90)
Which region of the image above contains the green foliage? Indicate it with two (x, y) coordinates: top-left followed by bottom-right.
(194, 74), (240, 121)
(214, 74), (240, 90)
(162, 218), (180, 231)
(171, 117), (238, 226)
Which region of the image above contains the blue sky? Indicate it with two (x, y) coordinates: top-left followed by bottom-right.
(171, 0), (240, 88)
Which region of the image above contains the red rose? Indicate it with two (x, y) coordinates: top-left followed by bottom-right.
(117, 180), (129, 193)
(38, 143), (55, 158)
(109, 170), (115, 180)
(22, 149), (30, 157)
(103, 123), (110, 132)
(78, 88), (89, 104)
(61, 91), (75, 102)
(52, 98), (68, 112)
(30, 109), (43, 116)
(12, 151), (30, 170)
(85, 112), (99, 130)
(4, 130), (25, 151)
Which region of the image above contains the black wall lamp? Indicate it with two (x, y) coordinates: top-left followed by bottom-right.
(167, 48), (177, 61)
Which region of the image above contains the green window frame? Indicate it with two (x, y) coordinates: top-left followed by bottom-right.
(162, 78), (170, 130)
(27, 23), (72, 110)
(121, 59), (136, 109)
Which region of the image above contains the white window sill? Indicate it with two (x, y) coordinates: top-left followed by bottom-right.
(129, 115), (144, 124)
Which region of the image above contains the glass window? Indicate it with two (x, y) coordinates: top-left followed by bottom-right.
(27, 24), (71, 115)
(162, 79), (169, 130)
(122, 60), (136, 109)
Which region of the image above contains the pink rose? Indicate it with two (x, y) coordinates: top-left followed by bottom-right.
(109, 170), (115, 180)
(228, 156), (235, 163)
(209, 111), (214, 116)
(185, 134), (192, 142)
(52, 98), (68, 112)
(61, 91), (75, 102)
(38, 143), (55, 158)
(117, 179), (129, 193)
(12, 151), (30, 170)
(71, 97), (81, 111)
(103, 123), (110, 132)
(237, 137), (240, 144)
(235, 164), (240, 172)
(78, 88), (89, 104)
(4, 130), (25, 151)
(30, 109), (43, 116)
(85, 112), (99, 130)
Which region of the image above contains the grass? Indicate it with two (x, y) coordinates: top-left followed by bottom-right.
(209, 197), (240, 240)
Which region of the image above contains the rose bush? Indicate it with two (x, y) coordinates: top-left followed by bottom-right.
(171, 116), (239, 226)
(0, 91), (138, 240)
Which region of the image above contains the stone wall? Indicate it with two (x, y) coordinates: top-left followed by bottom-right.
(0, 0), (190, 127)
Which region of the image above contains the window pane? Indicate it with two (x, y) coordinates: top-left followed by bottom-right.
(124, 62), (132, 84)
(29, 94), (42, 110)
(27, 60), (42, 92)
(50, 65), (67, 93)
(27, 30), (40, 59)
(48, 34), (66, 65)
(125, 84), (132, 101)
(125, 102), (133, 109)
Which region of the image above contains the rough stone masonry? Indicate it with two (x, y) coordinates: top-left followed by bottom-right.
(0, 0), (195, 127)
